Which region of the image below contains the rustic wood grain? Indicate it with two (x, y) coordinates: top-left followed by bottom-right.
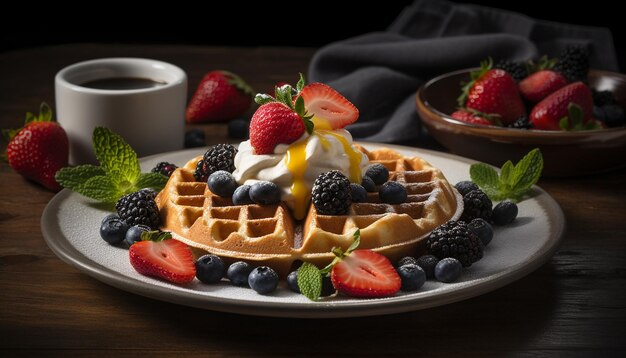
(1, 44), (625, 357)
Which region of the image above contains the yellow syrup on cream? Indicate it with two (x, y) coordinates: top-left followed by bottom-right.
(284, 119), (363, 220)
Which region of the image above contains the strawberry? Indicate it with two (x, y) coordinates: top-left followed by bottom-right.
(299, 83), (359, 129)
(519, 70), (568, 103)
(249, 102), (306, 154)
(330, 249), (401, 298)
(4, 103), (68, 191)
(530, 82), (593, 130)
(450, 110), (495, 126)
(249, 75), (314, 154)
(129, 235), (196, 284)
(186, 70), (254, 123)
(459, 59), (526, 125)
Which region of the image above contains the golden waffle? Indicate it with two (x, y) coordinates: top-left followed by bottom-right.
(156, 147), (463, 277)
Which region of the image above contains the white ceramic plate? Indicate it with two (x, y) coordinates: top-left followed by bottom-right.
(41, 143), (565, 318)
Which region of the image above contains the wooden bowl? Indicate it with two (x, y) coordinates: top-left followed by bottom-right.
(416, 69), (626, 176)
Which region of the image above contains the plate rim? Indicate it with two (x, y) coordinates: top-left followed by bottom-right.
(41, 143), (566, 318)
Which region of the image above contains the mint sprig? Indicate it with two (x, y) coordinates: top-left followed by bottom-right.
(253, 73), (314, 134)
(297, 229), (360, 301)
(470, 149), (543, 202)
(55, 127), (168, 203)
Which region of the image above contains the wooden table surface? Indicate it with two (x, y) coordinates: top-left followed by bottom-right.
(1, 44), (625, 357)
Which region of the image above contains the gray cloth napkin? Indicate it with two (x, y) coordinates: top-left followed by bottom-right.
(308, 0), (618, 144)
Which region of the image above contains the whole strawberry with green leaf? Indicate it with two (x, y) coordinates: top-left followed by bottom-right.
(4, 103), (68, 191)
(186, 70), (254, 123)
(458, 58), (526, 125)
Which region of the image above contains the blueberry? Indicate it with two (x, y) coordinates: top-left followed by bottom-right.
(492, 200), (518, 226)
(396, 256), (418, 268)
(397, 264), (426, 291)
(455, 181), (479, 196)
(248, 266), (279, 294)
(468, 218), (494, 246)
(232, 185), (254, 205)
(102, 213), (119, 225)
(249, 181), (281, 205)
(379, 182), (407, 204)
(602, 104), (625, 127)
(195, 254), (226, 284)
(228, 119), (250, 139)
(184, 129), (205, 148)
(227, 261), (254, 286)
(593, 105), (606, 121)
(365, 164), (389, 185)
(124, 224), (151, 247)
(207, 170), (238, 197)
(321, 275), (336, 296)
(416, 255), (439, 279)
(350, 183), (368, 203)
(100, 217), (129, 245)
(434, 258), (463, 283)
(361, 176), (377, 192)
(287, 270), (300, 293)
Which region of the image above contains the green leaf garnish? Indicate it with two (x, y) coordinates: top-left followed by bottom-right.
(296, 73), (306, 92)
(297, 262), (323, 301)
(559, 103), (602, 131)
(297, 229), (360, 301)
(470, 148), (543, 202)
(140, 230), (172, 242)
(255, 93), (275, 105)
(55, 127), (168, 203)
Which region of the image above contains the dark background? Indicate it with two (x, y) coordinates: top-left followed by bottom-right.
(1, 0), (623, 70)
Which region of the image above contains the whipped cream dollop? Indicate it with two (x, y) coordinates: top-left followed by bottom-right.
(232, 129), (369, 217)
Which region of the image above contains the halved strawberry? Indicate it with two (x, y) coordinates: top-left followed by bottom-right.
(129, 237), (196, 284)
(450, 110), (496, 126)
(299, 83), (359, 129)
(330, 249), (401, 298)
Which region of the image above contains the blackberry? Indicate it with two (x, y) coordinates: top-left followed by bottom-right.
(203, 144), (238, 174)
(115, 190), (161, 229)
(425, 221), (483, 267)
(151, 161), (178, 177)
(454, 181), (479, 197)
(312, 170), (351, 215)
(193, 144), (238, 181)
(509, 115), (533, 129)
(554, 45), (589, 82)
(592, 90), (617, 107)
(494, 60), (528, 82)
(193, 160), (208, 182)
(461, 189), (493, 222)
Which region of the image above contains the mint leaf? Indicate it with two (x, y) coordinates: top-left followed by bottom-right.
(509, 148), (543, 198)
(298, 262), (323, 301)
(55, 165), (106, 191)
(469, 163), (500, 198)
(135, 172), (169, 191)
(469, 149), (543, 203)
(74, 175), (122, 203)
(93, 127), (140, 184)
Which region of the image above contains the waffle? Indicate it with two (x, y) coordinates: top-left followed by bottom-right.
(156, 147), (463, 277)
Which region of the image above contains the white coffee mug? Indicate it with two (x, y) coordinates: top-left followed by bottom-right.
(55, 58), (187, 164)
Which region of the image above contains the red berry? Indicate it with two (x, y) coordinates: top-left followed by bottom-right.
(519, 70), (568, 103)
(460, 60), (526, 125)
(330, 249), (401, 298)
(450, 110), (494, 126)
(5, 104), (68, 191)
(186, 71), (253, 123)
(299, 83), (359, 129)
(530, 82), (593, 130)
(249, 102), (305, 154)
(129, 239), (196, 284)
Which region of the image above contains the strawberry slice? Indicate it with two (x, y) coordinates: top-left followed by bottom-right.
(331, 249), (401, 298)
(299, 83), (359, 129)
(129, 237), (196, 284)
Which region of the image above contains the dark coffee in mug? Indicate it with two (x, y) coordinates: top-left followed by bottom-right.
(80, 77), (167, 90)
